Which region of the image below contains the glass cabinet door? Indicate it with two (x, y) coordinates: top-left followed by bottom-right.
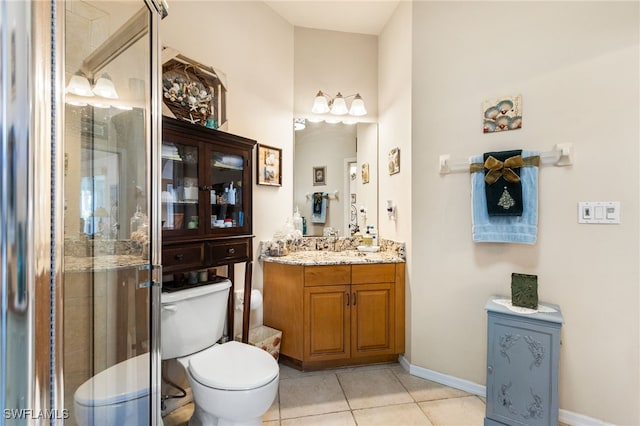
(209, 150), (245, 230)
(161, 142), (200, 232)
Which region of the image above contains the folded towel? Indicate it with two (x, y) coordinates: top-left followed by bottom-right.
(471, 150), (539, 244)
(483, 150), (523, 216)
(311, 192), (327, 224)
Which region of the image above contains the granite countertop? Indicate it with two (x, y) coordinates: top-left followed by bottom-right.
(64, 255), (149, 273)
(261, 249), (404, 265)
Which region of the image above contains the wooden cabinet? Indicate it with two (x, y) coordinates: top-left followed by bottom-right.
(485, 297), (563, 426)
(161, 117), (256, 340)
(263, 262), (405, 370)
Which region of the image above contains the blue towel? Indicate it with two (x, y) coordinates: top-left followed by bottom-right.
(311, 192), (327, 224)
(471, 150), (539, 244)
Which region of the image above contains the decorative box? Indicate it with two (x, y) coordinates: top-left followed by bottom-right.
(236, 325), (282, 360)
(161, 47), (227, 130)
(511, 272), (538, 309)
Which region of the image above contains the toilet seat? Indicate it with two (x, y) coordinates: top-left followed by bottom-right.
(74, 353), (149, 407)
(187, 341), (278, 391)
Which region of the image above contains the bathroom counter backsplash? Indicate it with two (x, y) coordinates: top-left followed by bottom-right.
(259, 237), (405, 265)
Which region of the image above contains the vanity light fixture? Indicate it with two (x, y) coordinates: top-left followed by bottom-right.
(294, 118), (306, 131)
(65, 71), (94, 97)
(312, 91), (367, 116)
(92, 73), (119, 99)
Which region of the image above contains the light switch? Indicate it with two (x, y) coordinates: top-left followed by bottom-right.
(578, 201), (620, 224)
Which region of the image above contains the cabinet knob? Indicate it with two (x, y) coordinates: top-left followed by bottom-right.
(487, 365), (493, 374)
(174, 254), (184, 261)
(227, 248), (235, 255)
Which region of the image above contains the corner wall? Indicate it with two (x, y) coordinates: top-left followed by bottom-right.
(161, 1), (294, 331)
(410, 2), (639, 424)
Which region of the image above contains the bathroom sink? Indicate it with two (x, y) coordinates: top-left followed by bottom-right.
(356, 245), (380, 253)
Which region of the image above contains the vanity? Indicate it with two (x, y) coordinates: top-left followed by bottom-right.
(262, 247), (405, 370)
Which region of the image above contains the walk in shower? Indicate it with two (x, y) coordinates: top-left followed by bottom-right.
(0, 1), (165, 424)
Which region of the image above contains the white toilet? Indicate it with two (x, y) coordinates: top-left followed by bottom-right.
(161, 279), (279, 426)
(73, 352), (150, 426)
(73, 279), (279, 426)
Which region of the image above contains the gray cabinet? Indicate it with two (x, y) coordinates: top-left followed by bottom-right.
(485, 297), (563, 426)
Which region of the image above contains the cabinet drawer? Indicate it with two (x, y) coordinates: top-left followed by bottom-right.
(163, 244), (205, 272)
(352, 263), (396, 284)
(207, 240), (250, 264)
(304, 265), (351, 286)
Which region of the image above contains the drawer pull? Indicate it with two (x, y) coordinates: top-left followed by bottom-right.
(345, 292), (350, 306)
(227, 248), (236, 255)
(174, 254), (184, 261)
(352, 292), (357, 306)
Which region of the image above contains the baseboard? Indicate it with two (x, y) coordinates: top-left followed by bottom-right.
(398, 355), (613, 426)
(558, 410), (616, 426)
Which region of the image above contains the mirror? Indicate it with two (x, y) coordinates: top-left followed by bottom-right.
(293, 121), (378, 237)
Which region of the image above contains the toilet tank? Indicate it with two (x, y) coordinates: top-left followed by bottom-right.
(161, 280), (232, 360)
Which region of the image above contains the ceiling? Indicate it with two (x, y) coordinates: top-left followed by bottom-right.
(264, 1), (401, 35)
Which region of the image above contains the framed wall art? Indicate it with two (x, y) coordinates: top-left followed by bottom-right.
(313, 166), (326, 186)
(361, 163), (370, 184)
(388, 148), (400, 175)
(256, 144), (282, 186)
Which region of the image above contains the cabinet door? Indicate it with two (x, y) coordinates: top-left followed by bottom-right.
(304, 285), (351, 361)
(351, 283), (395, 357)
(206, 145), (251, 235)
(486, 315), (558, 426)
(160, 137), (201, 236)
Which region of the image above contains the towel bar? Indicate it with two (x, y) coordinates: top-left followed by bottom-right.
(439, 143), (573, 175)
(305, 190), (339, 200)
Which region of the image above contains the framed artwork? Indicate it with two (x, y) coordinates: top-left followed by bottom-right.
(256, 144), (282, 186)
(313, 166), (326, 186)
(361, 163), (370, 184)
(388, 148), (400, 175)
(482, 94), (522, 133)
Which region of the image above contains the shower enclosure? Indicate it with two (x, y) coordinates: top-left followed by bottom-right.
(1, 0), (165, 424)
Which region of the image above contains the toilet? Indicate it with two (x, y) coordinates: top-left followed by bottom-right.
(161, 279), (279, 426)
(73, 279), (279, 426)
(73, 352), (150, 426)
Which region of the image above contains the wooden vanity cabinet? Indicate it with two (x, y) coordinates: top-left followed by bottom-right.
(263, 262), (405, 370)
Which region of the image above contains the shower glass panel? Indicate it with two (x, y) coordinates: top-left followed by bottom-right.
(63, 2), (154, 424)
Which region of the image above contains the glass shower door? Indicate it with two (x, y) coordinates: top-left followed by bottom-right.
(63, 1), (161, 424)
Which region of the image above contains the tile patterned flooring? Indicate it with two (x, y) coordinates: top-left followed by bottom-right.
(163, 362), (488, 426)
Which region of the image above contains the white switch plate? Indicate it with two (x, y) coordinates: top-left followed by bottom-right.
(578, 201), (620, 224)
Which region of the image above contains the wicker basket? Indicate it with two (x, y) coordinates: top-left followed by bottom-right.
(162, 52), (227, 129)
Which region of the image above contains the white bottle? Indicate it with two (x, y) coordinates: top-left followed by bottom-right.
(228, 182), (236, 205)
(293, 206), (303, 233)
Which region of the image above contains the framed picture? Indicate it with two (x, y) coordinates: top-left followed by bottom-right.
(388, 148), (400, 175)
(256, 144), (282, 186)
(361, 163), (370, 184)
(313, 166), (326, 186)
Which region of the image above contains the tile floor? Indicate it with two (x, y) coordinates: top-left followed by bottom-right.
(162, 362), (489, 426)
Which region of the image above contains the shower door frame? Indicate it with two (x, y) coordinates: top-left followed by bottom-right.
(0, 0), (166, 423)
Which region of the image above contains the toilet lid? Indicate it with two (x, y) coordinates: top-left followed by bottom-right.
(188, 341), (278, 390)
(74, 353), (150, 407)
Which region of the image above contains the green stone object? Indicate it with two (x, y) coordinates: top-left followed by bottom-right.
(511, 273), (538, 309)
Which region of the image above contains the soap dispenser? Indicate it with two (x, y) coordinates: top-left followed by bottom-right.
(370, 226), (378, 247)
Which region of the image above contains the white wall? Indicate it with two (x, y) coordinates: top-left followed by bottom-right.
(161, 1), (294, 331)
(410, 2), (639, 424)
(294, 26), (378, 122)
(378, 1), (412, 354)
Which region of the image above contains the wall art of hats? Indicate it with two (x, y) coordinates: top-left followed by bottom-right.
(482, 94), (522, 133)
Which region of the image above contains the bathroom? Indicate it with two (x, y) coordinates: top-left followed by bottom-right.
(0, 1), (638, 426)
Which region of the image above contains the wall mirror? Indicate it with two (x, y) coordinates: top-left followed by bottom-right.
(293, 120), (378, 237)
